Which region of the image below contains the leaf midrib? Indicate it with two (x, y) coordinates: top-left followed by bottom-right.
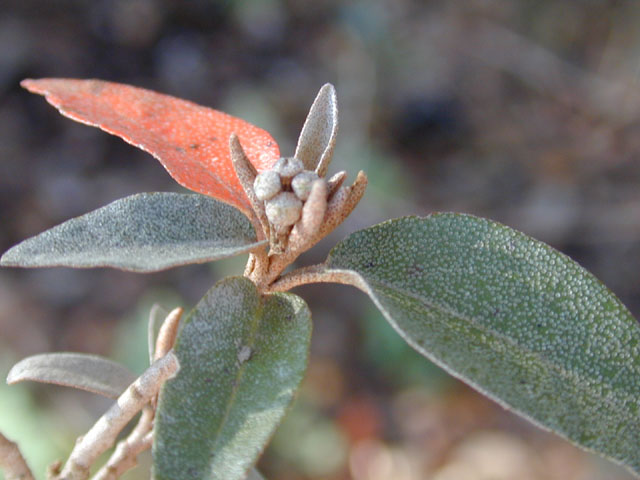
(205, 298), (265, 467)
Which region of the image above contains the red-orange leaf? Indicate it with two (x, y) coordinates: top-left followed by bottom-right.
(22, 78), (280, 214)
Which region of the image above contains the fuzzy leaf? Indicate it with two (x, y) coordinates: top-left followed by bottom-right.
(22, 78), (280, 214)
(326, 214), (640, 475)
(7, 352), (135, 398)
(153, 277), (311, 480)
(1, 193), (266, 272)
(294, 83), (338, 177)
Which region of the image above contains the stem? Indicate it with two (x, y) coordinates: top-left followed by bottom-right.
(56, 352), (179, 480)
(154, 308), (182, 361)
(266, 264), (360, 292)
(0, 431), (34, 480)
(92, 408), (154, 480)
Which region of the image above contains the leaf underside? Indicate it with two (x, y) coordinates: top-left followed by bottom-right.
(153, 277), (311, 480)
(0, 192), (266, 272)
(21, 78), (280, 213)
(326, 214), (640, 475)
(7, 352), (136, 398)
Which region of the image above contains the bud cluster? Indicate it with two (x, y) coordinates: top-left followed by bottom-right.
(254, 157), (321, 232)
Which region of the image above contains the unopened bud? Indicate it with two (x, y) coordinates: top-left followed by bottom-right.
(265, 192), (303, 228)
(254, 170), (282, 201)
(292, 171), (321, 201)
(273, 157), (304, 180)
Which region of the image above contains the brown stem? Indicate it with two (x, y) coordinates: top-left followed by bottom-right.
(0, 431), (34, 480)
(92, 409), (154, 480)
(55, 352), (179, 480)
(154, 308), (183, 361)
(266, 264), (361, 292)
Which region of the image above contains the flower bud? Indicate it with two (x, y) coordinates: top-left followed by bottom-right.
(292, 171), (320, 201)
(265, 192), (302, 228)
(273, 157), (304, 180)
(253, 170), (282, 201)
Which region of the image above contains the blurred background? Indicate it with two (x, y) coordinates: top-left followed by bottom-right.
(1, 1), (640, 479)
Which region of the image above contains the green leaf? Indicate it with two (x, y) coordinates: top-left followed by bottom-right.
(0, 193), (266, 272)
(153, 277), (311, 480)
(326, 214), (640, 475)
(6, 352), (135, 398)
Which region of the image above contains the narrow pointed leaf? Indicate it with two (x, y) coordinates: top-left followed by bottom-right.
(1, 193), (266, 272)
(7, 352), (135, 398)
(153, 277), (311, 480)
(22, 78), (281, 213)
(326, 214), (640, 475)
(294, 83), (338, 176)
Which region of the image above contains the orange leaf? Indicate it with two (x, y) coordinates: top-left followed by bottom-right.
(22, 78), (280, 214)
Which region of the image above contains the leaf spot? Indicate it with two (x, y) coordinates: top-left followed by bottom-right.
(237, 345), (253, 364)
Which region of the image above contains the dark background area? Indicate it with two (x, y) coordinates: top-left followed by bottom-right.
(1, 1), (640, 479)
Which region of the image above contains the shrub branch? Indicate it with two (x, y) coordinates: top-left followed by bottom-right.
(52, 352), (179, 480)
(0, 431), (34, 480)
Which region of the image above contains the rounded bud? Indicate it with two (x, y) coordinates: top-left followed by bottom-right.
(273, 157), (304, 180)
(253, 170), (282, 201)
(265, 192), (302, 228)
(292, 171), (320, 201)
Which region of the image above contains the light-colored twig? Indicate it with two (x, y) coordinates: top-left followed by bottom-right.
(150, 307), (183, 409)
(91, 408), (154, 480)
(55, 352), (179, 480)
(147, 304), (168, 365)
(267, 264), (360, 293)
(154, 308), (183, 361)
(0, 431), (34, 480)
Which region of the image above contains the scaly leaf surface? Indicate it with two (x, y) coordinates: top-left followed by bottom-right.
(22, 78), (280, 214)
(153, 277), (311, 480)
(1, 193), (265, 272)
(326, 214), (640, 475)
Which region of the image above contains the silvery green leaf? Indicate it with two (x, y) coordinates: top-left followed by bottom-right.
(153, 277), (311, 480)
(294, 83), (338, 177)
(0, 193), (266, 272)
(7, 352), (135, 398)
(326, 214), (640, 475)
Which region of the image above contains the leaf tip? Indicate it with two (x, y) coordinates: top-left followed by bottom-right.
(6, 360), (26, 386)
(20, 78), (44, 94)
(318, 82), (336, 98)
(0, 248), (18, 267)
